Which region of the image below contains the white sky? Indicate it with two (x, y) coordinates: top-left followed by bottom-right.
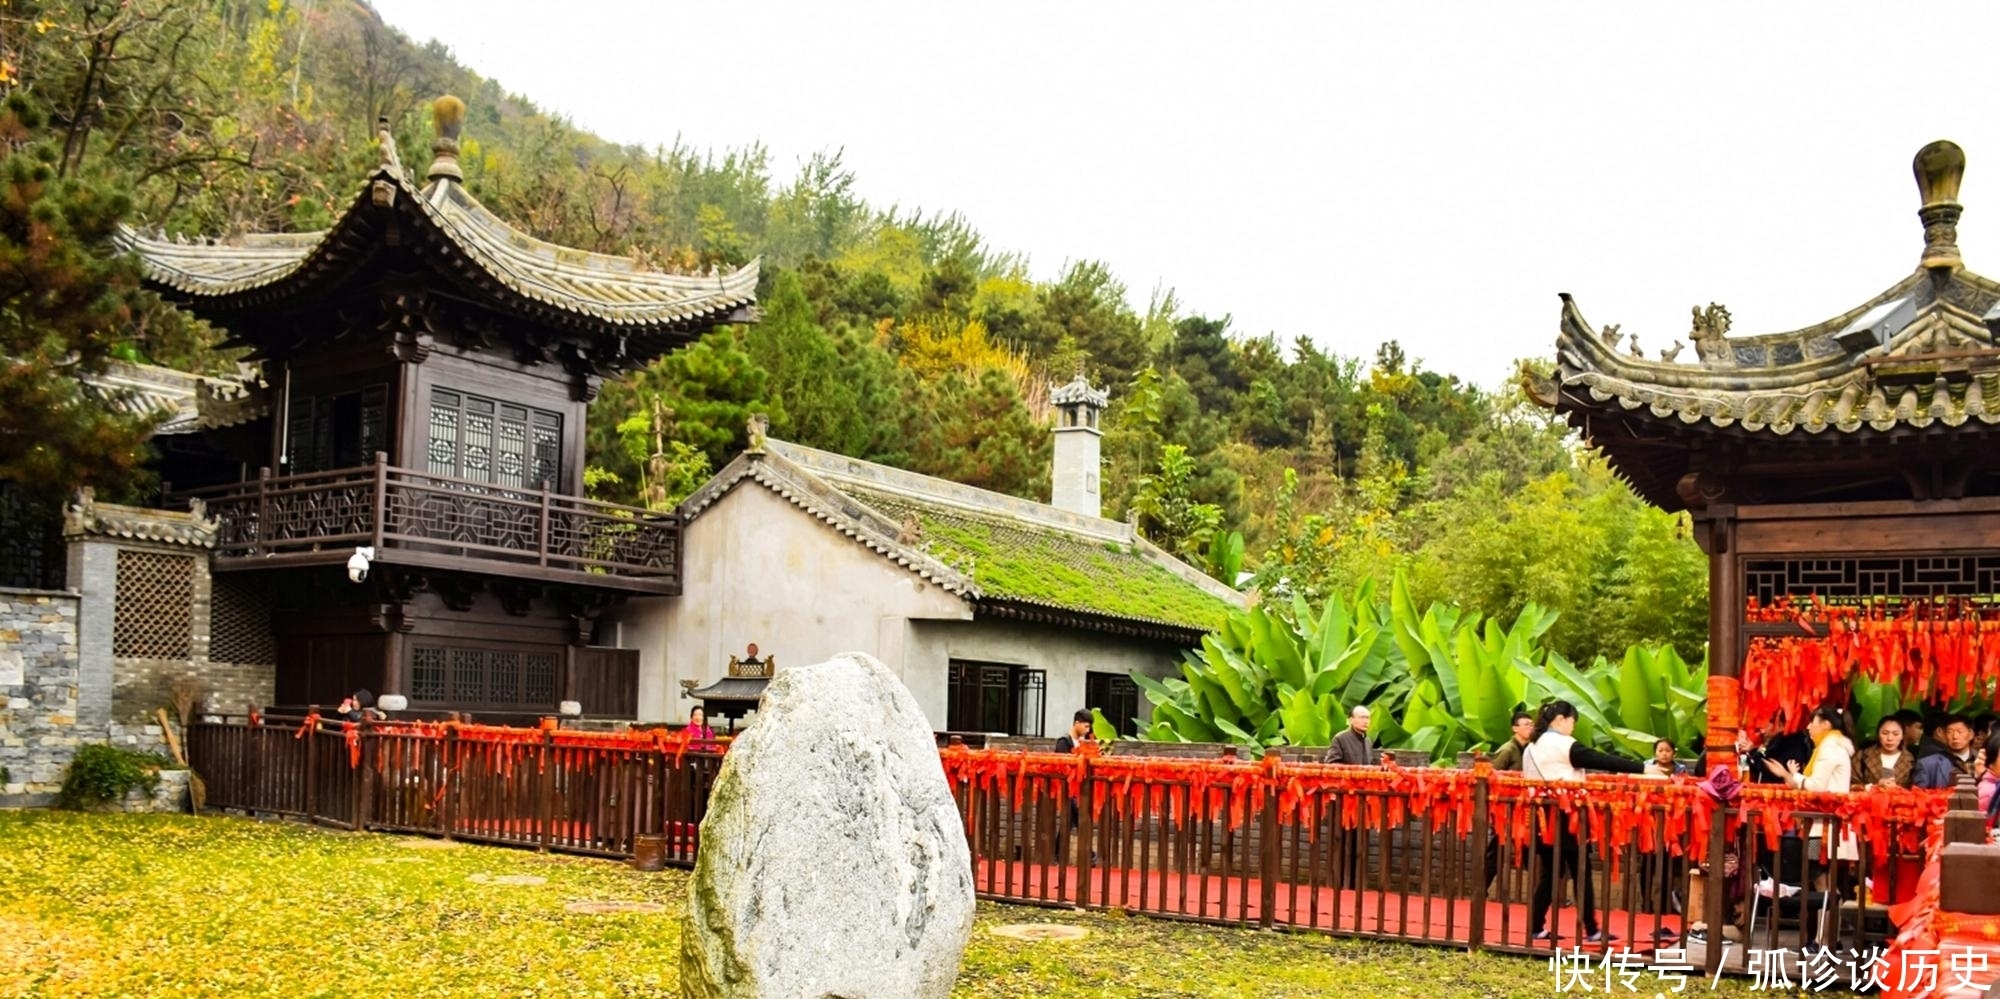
(366, 0), (2000, 386)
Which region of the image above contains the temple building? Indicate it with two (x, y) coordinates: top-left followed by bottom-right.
(1532, 140), (2000, 759)
(1, 95), (757, 770)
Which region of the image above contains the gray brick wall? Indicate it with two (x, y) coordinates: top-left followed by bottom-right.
(0, 587), (83, 795)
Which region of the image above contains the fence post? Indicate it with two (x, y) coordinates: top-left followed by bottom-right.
(246, 721), (264, 816)
(1259, 749), (1280, 931)
(1073, 758), (1095, 910)
(1702, 804), (1728, 977)
(1467, 766), (1491, 952)
(539, 731), (557, 853)
(371, 452), (388, 551)
(303, 717), (319, 823)
(442, 728), (460, 841)
(354, 723), (375, 832)
(254, 467), (270, 555)
(537, 483), (551, 567)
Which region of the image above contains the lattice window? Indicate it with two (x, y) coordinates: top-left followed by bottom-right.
(463, 398), (493, 480)
(946, 660), (1045, 736)
(532, 414), (561, 488)
(208, 575), (274, 665)
(1744, 555), (2000, 606)
(428, 392), (461, 477)
(411, 646), (446, 701)
(489, 651), (521, 703)
(409, 645), (558, 707)
(525, 653), (557, 704)
(113, 550), (195, 659)
(450, 647), (484, 702)
(496, 406), (529, 489)
(429, 388), (560, 488)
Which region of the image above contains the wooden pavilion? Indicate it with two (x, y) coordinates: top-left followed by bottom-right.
(1533, 139), (2000, 762)
(120, 97), (758, 719)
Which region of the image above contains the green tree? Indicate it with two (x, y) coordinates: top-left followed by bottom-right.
(903, 368), (1049, 499)
(587, 326), (778, 500)
(742, 269), (907, 463)
(0, 99), (208, 503)
(1131, 444), (1223, 561)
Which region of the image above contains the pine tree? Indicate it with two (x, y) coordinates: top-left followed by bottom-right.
(0, 97), (207, 504)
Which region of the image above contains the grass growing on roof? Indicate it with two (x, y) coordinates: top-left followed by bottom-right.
(903, 509), (1233, 632)
(0, 811), (1794, 998)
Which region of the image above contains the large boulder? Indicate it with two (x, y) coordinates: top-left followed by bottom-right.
(681, 652), (975, 999)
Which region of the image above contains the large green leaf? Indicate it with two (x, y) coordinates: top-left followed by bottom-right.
(1277, 686), (1333, 747)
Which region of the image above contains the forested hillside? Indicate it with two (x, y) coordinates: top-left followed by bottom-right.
(0, 0), (1707, 663)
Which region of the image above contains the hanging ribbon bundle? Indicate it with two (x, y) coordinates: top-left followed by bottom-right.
(1741, 595), (2000, 733)
(935, 749), (1948, 872)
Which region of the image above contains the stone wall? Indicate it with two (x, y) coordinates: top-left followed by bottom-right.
(113, 659), (273, 726)
(0, 587), (83, 799)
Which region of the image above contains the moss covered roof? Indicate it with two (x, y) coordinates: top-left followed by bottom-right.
(679, 439), (1244, 639)
(838, 485), (1236, 634)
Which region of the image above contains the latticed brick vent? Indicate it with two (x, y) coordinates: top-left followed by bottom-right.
(112, 550), (195, 659)
(208, 574), (275, 665)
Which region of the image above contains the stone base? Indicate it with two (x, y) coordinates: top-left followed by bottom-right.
(120, 768), (190, 814)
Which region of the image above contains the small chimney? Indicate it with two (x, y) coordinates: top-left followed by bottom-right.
(1049, 374), (1108, 517)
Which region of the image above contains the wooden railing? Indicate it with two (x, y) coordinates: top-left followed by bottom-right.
(184, 726), (1939, 974)
(176, 454), (680, 590)
(187, 720), (721, 863)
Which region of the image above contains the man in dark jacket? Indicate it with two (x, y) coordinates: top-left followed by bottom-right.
(1489, 710), (1535, 772)
(1322, 705), (1375, 765)
(1915, 715), (1984, 789)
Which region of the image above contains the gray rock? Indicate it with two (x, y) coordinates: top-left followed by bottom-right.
(682, 652), (973, 999)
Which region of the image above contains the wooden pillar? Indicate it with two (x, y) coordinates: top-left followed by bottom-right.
(1699, 506), (1742, 776)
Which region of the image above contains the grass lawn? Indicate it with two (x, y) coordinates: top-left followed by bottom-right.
(0, 811), (1814, 998)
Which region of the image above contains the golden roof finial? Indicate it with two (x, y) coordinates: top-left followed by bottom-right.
(1915, 140), (1966, 271)
(427, 95), (467, 184)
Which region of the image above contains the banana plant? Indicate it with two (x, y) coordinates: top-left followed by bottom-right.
(1513, 644), (1707, 757)
(1133, 579), (1396, 749)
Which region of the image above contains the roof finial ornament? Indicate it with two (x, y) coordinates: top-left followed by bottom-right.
(746, 413), (769, 454)
(426, 95), (467, 184)
(1914, 140), (1966, 271)
(1690, 303), (1736, 368)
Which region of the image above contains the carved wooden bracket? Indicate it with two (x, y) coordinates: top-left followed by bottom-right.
(432, 575), (481, 612)
(379, 288), (438, 364)
(493, 582), (538, 618)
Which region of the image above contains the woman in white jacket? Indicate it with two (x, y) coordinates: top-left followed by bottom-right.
(1523, 699), (1655, 944)
(1762, 705), (1857, 861)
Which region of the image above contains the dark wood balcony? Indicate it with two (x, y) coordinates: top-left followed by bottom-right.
(178, 455), (681, 593)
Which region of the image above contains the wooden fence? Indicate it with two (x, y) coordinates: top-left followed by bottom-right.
(186, 720), (721, 864)
(186, 721), (1938, 973)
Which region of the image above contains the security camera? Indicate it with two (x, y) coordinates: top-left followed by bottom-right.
(346, 546), (376, 584)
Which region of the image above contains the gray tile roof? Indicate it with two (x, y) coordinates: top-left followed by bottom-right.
(1549, 267), (2000, 436)
(117, 168), (758, 333)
